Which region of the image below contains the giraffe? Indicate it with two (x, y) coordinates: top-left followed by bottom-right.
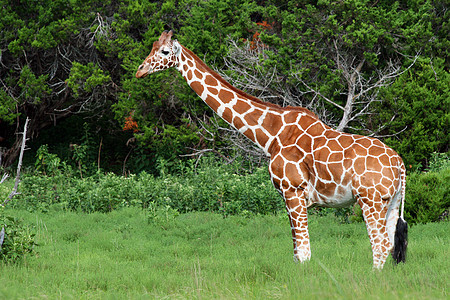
(136, 30), (408, 269)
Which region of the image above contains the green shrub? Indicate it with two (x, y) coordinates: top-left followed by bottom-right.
(35, 144), (62, 176)
(14, 174), (68, 212)
(0, 209), (37, 264)
(147, 202), (180, 226)
(405, 167), (450, 224)
(427, 152), (450, 172)
(13, 159), (282, 216)
(10, 158), (450, 225)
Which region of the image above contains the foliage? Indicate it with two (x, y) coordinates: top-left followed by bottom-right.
(66, 62), (111, 99)
(13, 158), (283, 215)
(405, 167), (450, 224)
(0, 0), (447, 175)
(428, 152), (450, 172)
(69, 122), (99, 177)
(147, 202), (180, 225)
(249, 1), (438, 121)
(376, 57), (449, 169)
(35, 144), (62, 176)
(6, 153), (448, 225)
(0, 0), (117, 167)
(0, 208), (37, 264)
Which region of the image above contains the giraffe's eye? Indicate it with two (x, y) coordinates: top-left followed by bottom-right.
(161, 50), (170, 56)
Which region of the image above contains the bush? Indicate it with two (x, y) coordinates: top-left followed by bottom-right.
(1, 176), (37, 264)
(13, 159), (283, 216)
(9, 158), (450, 225)
(15, 173), (147, 213)
(427, 152), (450, 172)
(0, 209), (37, 264)
(405, 167), (450, 224)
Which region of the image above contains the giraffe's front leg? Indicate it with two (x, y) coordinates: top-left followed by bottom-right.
(284, 189), (311, 263)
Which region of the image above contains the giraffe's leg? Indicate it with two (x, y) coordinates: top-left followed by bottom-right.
(284, 189), (311, 263)
(357, 193), (392, 269)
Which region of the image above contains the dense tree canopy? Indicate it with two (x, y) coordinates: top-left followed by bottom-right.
(0, 0), (448, 174)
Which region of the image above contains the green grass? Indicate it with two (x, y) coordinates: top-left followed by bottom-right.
(0, 207), (448, 299)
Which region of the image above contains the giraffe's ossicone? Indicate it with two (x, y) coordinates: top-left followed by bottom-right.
(136, 30), (408, 269)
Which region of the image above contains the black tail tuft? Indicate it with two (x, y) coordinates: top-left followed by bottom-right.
(393, 217), (408, 264)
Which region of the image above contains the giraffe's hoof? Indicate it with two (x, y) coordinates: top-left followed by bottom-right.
(293, 253), (311, 263)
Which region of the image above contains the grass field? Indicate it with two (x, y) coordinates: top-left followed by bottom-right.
(0, 207), (448, 299)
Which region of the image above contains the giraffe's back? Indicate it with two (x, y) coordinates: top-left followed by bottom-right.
(279, 124), (404, 208)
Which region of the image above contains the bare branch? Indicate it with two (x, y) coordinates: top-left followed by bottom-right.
(370, 126), (408, 138)
(328, 45), (419, 132)
(85, 13), (113, 48)
(3, 117), (29, 206)
(297, 77), (344, 111)
(208, 37), (419, 160)
(0, 173), (9, 184)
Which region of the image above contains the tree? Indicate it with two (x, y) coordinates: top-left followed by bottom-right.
(0, 0), (447, 174)
(221, 38), (418, 132)
(0, 0), (118, 167)
(210, 0), (448, 165)
(111, 0), (263, 173)
(375, 57), (449, 169)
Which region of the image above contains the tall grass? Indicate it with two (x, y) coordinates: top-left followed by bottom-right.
(0, 207), (448, 299)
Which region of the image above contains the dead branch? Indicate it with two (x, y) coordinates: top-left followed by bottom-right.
(0, 174), (9, 184)
(198, 37), (418, 161)
(2, 117), (29, 206)
(298, 44), (419, 133)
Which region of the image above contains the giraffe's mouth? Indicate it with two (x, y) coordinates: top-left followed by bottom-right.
(136, 63), (154, 78)
(136, 68), (149, 78)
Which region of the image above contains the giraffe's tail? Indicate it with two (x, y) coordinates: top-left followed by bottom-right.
(393, 163), (408, 264)
(393, 216), (408, 263)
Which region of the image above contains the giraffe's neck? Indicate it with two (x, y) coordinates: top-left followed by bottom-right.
(176, 46), (288, 155)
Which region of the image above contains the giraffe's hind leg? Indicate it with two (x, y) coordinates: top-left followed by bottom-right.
(356, 190), (392, 269)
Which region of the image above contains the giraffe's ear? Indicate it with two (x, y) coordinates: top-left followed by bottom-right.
(173, 40), (181, 56)
(159, 30), (174, 44)
(166, 30), (173, 41)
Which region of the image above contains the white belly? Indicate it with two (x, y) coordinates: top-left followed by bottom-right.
(306, 182), (356, 208)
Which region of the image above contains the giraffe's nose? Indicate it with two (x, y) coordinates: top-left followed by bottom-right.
(136, 62), (152, 78)
(136, 65), (147, 78)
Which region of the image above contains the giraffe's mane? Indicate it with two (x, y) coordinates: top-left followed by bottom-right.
(181, 46), (318, 119)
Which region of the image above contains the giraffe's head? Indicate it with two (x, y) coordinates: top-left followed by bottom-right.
(136, 30), (181, 78)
